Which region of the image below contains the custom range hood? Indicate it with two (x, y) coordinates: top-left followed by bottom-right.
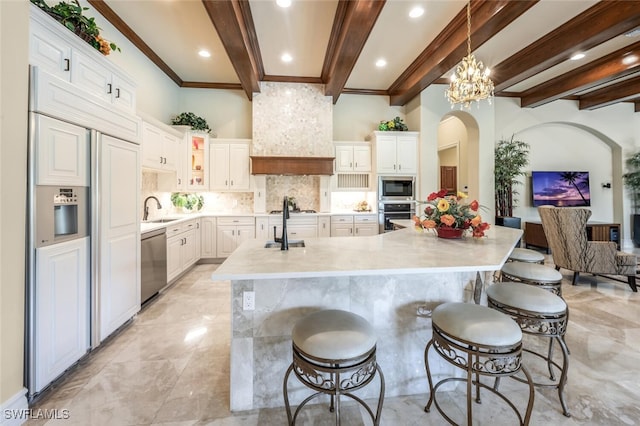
(250, 156), (334, 175)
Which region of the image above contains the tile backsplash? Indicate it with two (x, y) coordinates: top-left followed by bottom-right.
(266, 176), (319, 212)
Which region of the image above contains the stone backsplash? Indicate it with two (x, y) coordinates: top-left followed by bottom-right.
(252, 82), (333, 157)
(266, 176), (319, 212)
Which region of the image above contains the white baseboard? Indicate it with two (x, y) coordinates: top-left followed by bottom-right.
(0, 388), (28, 426)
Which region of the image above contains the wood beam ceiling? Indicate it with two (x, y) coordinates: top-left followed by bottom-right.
(202, 0), (262, 100)
(519, 41), (640, 108)
(387, 0), (537, 107)
(322, 0), (385, 104)
(493, 1), (640, 93)
(579, 75), (640, 110)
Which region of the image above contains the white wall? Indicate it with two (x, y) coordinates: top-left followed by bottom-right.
(333, 94), (404, 140)
(178, 88), (252, 139)
(1, 0), (29, 408)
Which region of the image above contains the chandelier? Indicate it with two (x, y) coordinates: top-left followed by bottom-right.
(446, 0), (494, 109)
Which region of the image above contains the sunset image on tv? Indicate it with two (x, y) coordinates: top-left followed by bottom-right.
(532, 171), (591, 207)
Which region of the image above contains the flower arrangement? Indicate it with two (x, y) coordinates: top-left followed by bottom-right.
(413, 189), (490, 238)
(31, 0), (120, 55)
(378, 116), (408, 131)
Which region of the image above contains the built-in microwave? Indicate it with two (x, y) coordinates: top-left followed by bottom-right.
(378, 176), (415, 201)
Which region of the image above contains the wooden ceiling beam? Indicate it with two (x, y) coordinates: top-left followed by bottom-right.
(323, 0), (386, 104)
(520, 41), (640, 108)
(202, 0), (262, 100)
(493, 1), (640, 92)
(578, 75), (640, 110)
(388, 0), (537, 107)
(88, 0), (183, 87)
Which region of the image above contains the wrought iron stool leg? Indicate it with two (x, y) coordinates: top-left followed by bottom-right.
(423, 340), (435, 413)
(556, 336), (571, 417)
(283, 364), (294, 425)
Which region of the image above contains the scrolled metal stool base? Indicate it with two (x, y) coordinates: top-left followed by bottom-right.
(501, 271), (562, 297)
(283, 343), (385, 425)
(488, 298), (571, 417)
(424, 323), (535, 426)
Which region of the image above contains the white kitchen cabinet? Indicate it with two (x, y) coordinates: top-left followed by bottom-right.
(354, 215), (379, 236)
(193, 219), (201, 261)
(371, 131), (419, 175)
(201, 217), (217, 259)
(254, 176), (267, 213)
(216, 217), (255, 258)
(255, 217), (270, 240)
(335, 142), (371, 172)
(330, 215), (378, 237)
(318, 216), (331, 238)
(210, 140), (251, 191)
(35, 114), (89, 186)
(141, 121), (177, 172)
(330, 215), (354, 237)
(30, 5), (136, 113)
(269, 215), (318, 240)
(98, 135), (140, 342)
(34, 237), (89, 393)
(166, 219), (199, 282)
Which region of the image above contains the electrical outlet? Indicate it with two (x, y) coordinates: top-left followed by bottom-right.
(243, 291), (255, 311)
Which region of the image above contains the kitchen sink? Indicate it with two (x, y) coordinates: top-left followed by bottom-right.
(146, 218), (180, 223)
(264, 240), (305, 248)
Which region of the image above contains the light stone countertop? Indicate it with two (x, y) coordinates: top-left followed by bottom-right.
(212, 225), (522, 280)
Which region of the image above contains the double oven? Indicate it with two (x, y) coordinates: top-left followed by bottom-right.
(378, 176), (416, 232)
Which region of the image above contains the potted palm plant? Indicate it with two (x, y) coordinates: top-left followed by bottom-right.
(494, 135), (530, 229)
(622, 151), (640, 246)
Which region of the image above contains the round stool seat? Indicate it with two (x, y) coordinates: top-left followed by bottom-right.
(502, 261), (562, 283)
(292, 309), (376, 361)
(487, 282), (567, 314)
(432, 302), (522, 347)
(509, 248), (545, 264)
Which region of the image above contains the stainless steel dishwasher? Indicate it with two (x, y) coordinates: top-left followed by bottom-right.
(141, 227), (167, 305)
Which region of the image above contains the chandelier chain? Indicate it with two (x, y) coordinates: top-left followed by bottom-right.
(467, 0), (471, 57)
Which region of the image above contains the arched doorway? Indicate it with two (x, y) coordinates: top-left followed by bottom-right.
(436, 112), (480, 201)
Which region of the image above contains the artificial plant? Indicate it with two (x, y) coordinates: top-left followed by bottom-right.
(494, 135), (530, 218)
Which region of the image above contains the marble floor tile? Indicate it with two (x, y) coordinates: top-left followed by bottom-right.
(25, 257), (640, 425)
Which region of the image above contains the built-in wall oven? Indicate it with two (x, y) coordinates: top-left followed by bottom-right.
(378, 176), (415, 201)
(379, 202), (416, 233)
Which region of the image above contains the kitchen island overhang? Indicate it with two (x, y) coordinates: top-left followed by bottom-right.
(212, 226), (523, 411)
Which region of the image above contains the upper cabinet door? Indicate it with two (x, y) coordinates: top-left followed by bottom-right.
(396, 135), (418, 174)
(375, 136), (397, 174)
(36, 114), (89, 186)
(229, 143), (250, 190)
(335, 145), (354, 172)
(29, 20), (72, 82)
(352, 145), (371, 172)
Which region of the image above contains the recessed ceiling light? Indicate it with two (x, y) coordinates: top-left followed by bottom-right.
(281, 53), (293, 63)
(277, 0), (291, 8)
(409, 6), (424, 18)
(375, 58), (387, 68)
(623, 54), (638, 65)
(570, 53), (585, 61)
(198, 50), (211, 58)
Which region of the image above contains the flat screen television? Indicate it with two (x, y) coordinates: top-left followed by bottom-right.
(531, 171), (591, 207)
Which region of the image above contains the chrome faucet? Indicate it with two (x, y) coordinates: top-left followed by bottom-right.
(143, 196), (162, 221)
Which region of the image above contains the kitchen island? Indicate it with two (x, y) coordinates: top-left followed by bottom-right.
(212, 225), (523, 411)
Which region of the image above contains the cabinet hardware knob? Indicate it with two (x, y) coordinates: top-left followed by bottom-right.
(64, 58), (70, 71)
(107, 83), (112, 94)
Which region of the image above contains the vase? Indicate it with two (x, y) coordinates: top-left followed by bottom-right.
(436, 227), (464, 239)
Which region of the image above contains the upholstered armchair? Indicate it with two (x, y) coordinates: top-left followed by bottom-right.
(538, 206), (637, 292)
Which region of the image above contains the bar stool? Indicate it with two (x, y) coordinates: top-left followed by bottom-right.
(508, 247), (545, 264)
(424, 302), (535, 425)
(501, 261), (564, 296)
(487, 282), (571, 417)
(283, 309), (385, 425)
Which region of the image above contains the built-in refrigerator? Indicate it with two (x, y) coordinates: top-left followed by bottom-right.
(26, 67), (141, 400)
